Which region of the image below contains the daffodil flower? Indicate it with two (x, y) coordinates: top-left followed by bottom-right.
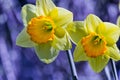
(16, 0), (73, 63)
(67, 14), (120, 72)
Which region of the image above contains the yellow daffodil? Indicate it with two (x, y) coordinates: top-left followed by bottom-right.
(67, 14), (120, 72)
(16, 0), (73, 63)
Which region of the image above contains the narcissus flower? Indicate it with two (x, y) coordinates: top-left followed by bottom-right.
(67, 14), (120, 72)
(16, 0), (73, 63)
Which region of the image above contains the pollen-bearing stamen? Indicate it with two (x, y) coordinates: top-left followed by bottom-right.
(81, 33), (107, 58)
(27, 16), (56, 44)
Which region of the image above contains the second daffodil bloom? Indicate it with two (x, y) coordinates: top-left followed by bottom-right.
(16, 0), (73, 63)
(67, 14), (120, 72)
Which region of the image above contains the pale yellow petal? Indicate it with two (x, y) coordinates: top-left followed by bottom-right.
(34, 42), (59, 64)
(74, 40), (88, 62)
(36, 0), (56, 16)
(22, 4), (37, 27)
(98, 22), (120, 45)
(84, 14), (102, 33)
(49, 8), (58, 20)
(105, 44), (120, 61)
(54, 7), (73, 27)
(66, 21), (87, 44)
(88, 55), (109, 73)
(16, 28), (34, 47)
(52, 33), (72, 50)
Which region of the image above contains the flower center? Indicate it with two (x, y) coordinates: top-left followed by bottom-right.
(27, 16), (56, 44)
(81, 33), (107, 58)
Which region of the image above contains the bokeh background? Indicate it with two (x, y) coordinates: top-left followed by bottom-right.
(0, 0), (120, 80)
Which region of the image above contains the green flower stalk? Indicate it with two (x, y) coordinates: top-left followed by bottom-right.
(16, 0), (73, 64)
(67, 14), (120, 72)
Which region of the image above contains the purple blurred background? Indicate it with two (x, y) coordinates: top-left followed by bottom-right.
(0, 0), (120, 80)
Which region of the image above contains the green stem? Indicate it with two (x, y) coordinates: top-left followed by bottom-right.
(105, 65), (111, 80)
(66, 50), (78, 80)
(110, 59), (119, 80)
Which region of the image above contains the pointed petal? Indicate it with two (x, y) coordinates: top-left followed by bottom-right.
(34, 42), (59, 64)
(22, 4), (37, 27)
(88, 55), (109, 73)
(74, 40), (88, 62)
(16, 28), (34, 47)
(98, 22), (120, 45)
(52, 32), (72, 50)
(36, 0), (56, 16)
(105, 45), (120, 61)
(48, 8), (58, 20)
(84, 14), (102, 33)
(66, 21), (87, 44)
(54, 7), (73, 27)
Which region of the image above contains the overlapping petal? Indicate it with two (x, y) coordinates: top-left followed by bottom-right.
(74, 40), (88, 62)
(34, 42), (59, 64)
(105, 44), (120, 61)
(84, 14), (102, 33)
(36, 0), (56, 16)
(53, 7), (73, 28)
(49, 8), (58, 20)
(97, 22), (120, 45)
(88, 55), (109, 73)
(66, 21), (87, 44)
(16, 28), (34, 47)
(22, 4), (37, 27)
(52, 33), (71, 50)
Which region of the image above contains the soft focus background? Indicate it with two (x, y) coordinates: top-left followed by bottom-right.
(0, 0), (120, 80)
